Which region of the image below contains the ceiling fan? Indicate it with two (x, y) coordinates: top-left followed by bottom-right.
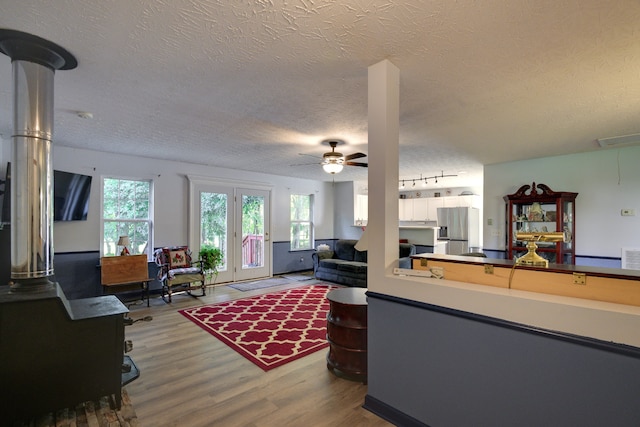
(316, 139), (368, 174)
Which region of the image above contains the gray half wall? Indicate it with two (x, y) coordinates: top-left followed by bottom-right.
(365, 292), (640, 427)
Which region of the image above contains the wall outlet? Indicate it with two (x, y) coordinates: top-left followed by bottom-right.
(621, 209), (636, 216)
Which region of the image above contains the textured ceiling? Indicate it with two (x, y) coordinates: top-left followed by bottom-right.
(1, 1), (639, 185)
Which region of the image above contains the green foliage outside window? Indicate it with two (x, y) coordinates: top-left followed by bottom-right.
(290, 194), (312, 250)
(103, 178), (152, 256)
(242, 195), (264, 236)
(200, 192), (227, 271)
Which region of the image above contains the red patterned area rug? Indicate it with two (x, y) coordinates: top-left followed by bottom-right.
(179, 283), (340, 371)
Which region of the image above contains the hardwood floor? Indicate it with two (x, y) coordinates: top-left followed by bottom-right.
(124, 280), (392, 426)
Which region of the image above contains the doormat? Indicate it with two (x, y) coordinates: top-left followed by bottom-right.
(228, 277), (292, 291)
(179, 284), (339, 371)
(281, 273), (314, 281)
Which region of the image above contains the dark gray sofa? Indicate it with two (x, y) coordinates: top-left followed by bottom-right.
(312, 239), (416, 288)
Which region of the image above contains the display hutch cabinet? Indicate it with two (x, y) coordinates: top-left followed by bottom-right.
(504, 182), (578, 265)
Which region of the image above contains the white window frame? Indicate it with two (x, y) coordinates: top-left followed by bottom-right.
(290, 193), (314, 251)
(101, 176), (154, 259)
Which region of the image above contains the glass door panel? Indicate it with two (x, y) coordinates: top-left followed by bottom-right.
(236, 188), (270, 281)
(200, 191), (228, 269)
(197, 187), (233, 284)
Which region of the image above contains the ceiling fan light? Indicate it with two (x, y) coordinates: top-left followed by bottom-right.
(322, 150), (344, 174)
(323, 162), (344, 174)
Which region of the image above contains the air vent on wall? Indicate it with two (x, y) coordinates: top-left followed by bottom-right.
(621, 248), (640, 270)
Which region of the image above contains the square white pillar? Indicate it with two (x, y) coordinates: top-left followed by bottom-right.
(367, 59), (400, 292)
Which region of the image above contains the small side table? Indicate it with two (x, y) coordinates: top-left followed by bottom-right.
(102, 279), (151, 307)
(326, 287), (368, 383)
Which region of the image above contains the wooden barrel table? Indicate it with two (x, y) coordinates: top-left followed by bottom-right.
(326, 287), (368, 383)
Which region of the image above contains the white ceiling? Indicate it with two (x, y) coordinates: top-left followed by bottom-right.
(1, 1), (639, 186)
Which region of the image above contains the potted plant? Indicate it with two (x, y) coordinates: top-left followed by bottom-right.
(199, 245), (224, 285)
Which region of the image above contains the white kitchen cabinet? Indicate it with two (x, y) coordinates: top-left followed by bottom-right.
(353, 181), (368, 225)
(427, 197), (444, 220)
(398, 192), (480, 221)
(354, 194), (368, 225)
(399, 198), (433, 221)
(412, 198), (428, 220)
(399, 198), (413, 220)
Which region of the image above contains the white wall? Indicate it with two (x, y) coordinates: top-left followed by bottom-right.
(4, 135), (638, 258)
(333, 181), (363, 240)
(483, 145), (640, 257)
(1, 138), (334, 252)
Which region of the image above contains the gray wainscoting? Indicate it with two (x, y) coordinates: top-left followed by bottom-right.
(272, 239), (334, 275)
(365, 292), (640, 427)
(1, 240), (321, 299)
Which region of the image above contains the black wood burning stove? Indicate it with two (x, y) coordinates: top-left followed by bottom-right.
(0, 287), (129, 420)
(0, 29), (137, 422)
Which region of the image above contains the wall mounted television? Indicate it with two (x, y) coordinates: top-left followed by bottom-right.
(1, 162), (93, 223)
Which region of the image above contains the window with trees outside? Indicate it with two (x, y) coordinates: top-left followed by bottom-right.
(102, 177), (153, 258)
(290, 194), (313, 250)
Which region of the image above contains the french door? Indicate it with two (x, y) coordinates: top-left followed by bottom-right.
(234, 188), (270, 281)
(189, 177), (271, 284)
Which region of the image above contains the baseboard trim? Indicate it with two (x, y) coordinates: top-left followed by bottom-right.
(363, 394), (428, 427)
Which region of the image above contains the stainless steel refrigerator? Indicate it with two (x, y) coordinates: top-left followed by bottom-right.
(437, 207), (480, 255)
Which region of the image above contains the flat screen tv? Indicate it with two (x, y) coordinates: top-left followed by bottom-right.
(54, 169), (93, 221)
(1, 163), (93, 223)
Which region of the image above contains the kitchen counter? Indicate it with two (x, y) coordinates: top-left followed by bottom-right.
(399, 225), (440, 247)
(411, 253), (640, 307)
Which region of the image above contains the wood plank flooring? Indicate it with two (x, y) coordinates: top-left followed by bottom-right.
(12, 389), (138, 427)
(124, 280), (392, 426)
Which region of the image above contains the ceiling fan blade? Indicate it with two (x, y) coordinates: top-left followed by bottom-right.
(345, 152), (366, 161)
(345, 162), (368, 167)
(290, 162), (320, 166)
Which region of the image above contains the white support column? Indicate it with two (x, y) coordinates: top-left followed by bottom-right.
(367, 60), (400, 293)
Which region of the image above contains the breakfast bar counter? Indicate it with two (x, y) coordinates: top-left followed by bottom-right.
(411, 253), (640, 307)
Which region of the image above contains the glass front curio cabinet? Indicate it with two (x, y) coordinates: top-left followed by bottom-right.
(504, 182), (578, 265)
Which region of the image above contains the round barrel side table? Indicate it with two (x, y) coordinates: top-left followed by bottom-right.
(326, 287), (368, 383)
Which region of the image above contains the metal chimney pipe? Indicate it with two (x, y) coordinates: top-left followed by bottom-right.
(0, 29), (77, 292)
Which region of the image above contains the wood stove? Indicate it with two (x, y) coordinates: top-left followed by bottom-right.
(0, 29), (136, 422)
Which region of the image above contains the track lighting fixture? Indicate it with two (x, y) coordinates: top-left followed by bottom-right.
(398, 170), (457, 188)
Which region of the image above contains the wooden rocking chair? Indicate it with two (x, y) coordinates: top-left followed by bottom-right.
(154, 246), (205, 303)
